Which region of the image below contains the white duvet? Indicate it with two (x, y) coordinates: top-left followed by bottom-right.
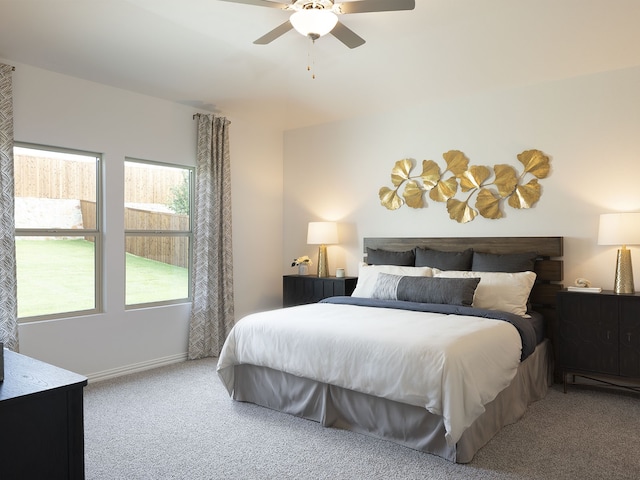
(217, 302), (523, 445)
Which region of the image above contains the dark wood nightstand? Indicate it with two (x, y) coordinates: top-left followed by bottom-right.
(0, 349), (87, 479)
(283, 275), (358, 307)
(557, 289), (640, 393)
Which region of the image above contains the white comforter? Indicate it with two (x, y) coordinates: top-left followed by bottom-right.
(217, 302), (522, 445)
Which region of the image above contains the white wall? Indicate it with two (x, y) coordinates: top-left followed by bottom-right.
(9, 59), (640, 378)
(283, 65), (640, 292)
(7, 60), (283, 379)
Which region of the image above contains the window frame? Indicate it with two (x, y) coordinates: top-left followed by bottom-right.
(124, 157), (194, 309)
(14, 141), (103, 323)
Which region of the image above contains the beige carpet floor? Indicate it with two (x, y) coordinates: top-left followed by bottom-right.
(84, 358), (640, 480)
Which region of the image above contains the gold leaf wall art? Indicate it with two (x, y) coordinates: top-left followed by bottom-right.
(378, 149), (551, 223)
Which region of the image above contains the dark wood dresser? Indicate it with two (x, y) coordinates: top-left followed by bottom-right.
(557, 290), (640, 392)
(0, 349), (87, 479)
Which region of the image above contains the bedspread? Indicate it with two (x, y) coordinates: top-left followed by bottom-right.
(217, 301), (523, 445)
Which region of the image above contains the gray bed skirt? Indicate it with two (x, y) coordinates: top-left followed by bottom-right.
(231, 339), (552, 463)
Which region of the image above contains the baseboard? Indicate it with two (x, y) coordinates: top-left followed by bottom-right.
(86, 352), (189, 383)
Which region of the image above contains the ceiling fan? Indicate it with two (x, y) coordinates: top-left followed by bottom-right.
(218, 0), (416, 49)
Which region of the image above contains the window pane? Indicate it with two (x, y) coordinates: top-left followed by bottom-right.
(14, 146), (98, 230)
(14, 143), (101, 321)
(124, 161), (190, 231)
(125, 236), (189, 305)
(16, 236), (96, 318)
(125, 159), (192, 308)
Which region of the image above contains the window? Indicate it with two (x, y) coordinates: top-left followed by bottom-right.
(14, 144), (101, 321)
(124, 159), (193, 307)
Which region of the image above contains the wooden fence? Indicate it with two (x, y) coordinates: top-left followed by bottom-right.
(15, 155), (96, 201)
(80, 200), (96, 230)
(125, 235), (189, 269)
(124, 162), (185, 205)
(125, 207), (189, 231)
(80, 202), (189, 268)
(125, 207), (189, 268)
(15, 154), (185, 205)
(17, 154), (190, 268)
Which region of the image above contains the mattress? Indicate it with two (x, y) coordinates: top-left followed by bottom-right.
(217, 297), (549, 459)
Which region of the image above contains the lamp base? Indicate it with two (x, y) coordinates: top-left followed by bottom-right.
(317, 244), (329, 277)
(614, 247), (635, 294)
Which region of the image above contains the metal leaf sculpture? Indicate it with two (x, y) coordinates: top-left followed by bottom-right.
(459, 165), (491, 192)
(420, 160), (440, 189)
(447, 198), (477, 223)
(493, 164), (518, 197)
(378, 149), (550, 223)
(403, 180), (425, 208)
(378, 158), (413, 210)
(430, 176), (458, 202)
(508, 179), (542, 209)
(476, 188), (502, 219)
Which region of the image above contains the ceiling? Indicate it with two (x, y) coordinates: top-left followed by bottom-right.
(1, 0), (640, 131)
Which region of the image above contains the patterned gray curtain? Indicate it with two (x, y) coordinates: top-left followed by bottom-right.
(0, 64), (18, 351)
(188, 114), (234, 359)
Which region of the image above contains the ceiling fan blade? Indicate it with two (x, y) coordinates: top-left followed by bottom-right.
(337, 0), (415, 14)
(330, 21), (365, 49)
(218, 0), (289, 10)
(254, 20), (293, 44)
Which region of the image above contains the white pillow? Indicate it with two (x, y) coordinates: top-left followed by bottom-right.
(351, 263), (435, 298)
(433, 270), (537, 316)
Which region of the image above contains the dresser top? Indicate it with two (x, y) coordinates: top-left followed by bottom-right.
(0, 349), (87, 402)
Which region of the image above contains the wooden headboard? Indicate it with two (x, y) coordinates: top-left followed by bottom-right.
(363, 237), (564, 352)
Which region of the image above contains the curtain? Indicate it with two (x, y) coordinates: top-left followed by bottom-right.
(0, 64), (18, 351)
(188, 114), (234, 359)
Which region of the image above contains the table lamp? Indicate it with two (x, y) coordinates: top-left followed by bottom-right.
(598, 212), (640, 294)
(307, 221), (338, 277)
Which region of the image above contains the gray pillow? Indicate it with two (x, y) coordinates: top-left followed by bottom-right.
(472, 251), (537, 273)
(372, 273), (480, 306)
(366, 247), (415, 266)
(414, 248), (473, 270)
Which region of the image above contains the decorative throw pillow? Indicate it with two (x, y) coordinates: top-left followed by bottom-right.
(371, 273), (480, 306)
(365, 247), (415, 266)
(434, 270), (537, 316)
(414, 248), (473, 270)
(472, 251), (537, 273)
(351, 263), (434, 298)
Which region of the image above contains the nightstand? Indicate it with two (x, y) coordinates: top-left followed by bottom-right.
(556, 289), (640, 393)
(283, 275), (358, 307)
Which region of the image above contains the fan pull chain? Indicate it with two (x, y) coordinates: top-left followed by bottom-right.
(307, 36), (316, 79)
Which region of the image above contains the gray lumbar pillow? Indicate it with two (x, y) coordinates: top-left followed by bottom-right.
(372, 273), (480, 306)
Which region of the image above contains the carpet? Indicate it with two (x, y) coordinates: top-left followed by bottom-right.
(84, 358), (640, 479)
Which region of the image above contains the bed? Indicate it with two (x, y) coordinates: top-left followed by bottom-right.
(217, 236), (563, 463)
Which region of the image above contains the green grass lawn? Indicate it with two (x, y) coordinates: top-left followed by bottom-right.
(125, 251), (189, 305)
(16, 239), (188, 318)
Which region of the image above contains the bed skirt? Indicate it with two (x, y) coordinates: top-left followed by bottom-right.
(231, 339), (552, 463)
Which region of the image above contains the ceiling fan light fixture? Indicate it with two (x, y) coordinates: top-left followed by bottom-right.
(290, 9), (338, 39)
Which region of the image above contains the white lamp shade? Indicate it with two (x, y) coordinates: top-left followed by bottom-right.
(290, 9), (338, 37)
(598, 212), (640, 246)
(307, 221), (338, 245)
